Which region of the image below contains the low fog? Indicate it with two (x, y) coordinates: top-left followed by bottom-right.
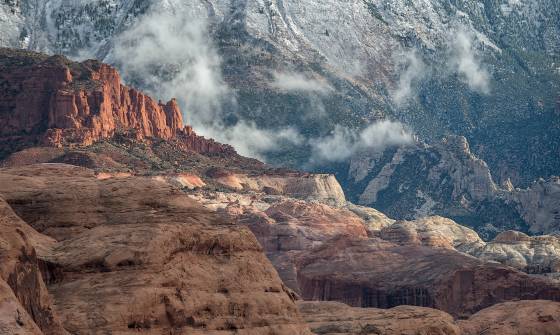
(392, 25), (491, 106)
(309, 121), (413, 164)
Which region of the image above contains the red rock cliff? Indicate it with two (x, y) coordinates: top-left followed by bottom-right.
(0, 48), (233, 156)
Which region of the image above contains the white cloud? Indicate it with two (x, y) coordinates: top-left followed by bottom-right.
(309, 125), (356, 162)
(270, 72), (333, 93)
(109, 6), (228, 123)
(359, 120), (414, 148)
(309, 120), (413, 163)
(107, 2), (306, 160)
(392, 50), (427, 106)
(198, 121), (304, 160)
(447, 27), (491, 94)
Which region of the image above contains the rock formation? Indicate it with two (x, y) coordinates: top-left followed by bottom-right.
(1, 47), (560, 334)
(376, 216), (483, 250)
(298, 301), (460, 335)
(513, 176), (560, 234)
(300, 300), (560, 335)
(344, 135), (560, 239)
(375, 216), (560, 277)
(459, 300), (560, 335)
(206, 171), (347, 207)
(0, 163), (310, 334)
(466, 230), (560, 275)
(296, 236), (560, 317)
(0, 48), (233, 157)
(0, 197), (66, 335)
(188, 187), (560, 318)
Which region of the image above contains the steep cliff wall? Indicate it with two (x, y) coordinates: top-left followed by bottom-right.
(0, 48), (233, 157)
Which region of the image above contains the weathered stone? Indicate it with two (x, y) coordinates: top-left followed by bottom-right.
(0, 164), (311, 334)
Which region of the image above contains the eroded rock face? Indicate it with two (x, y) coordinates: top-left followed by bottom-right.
(0, 197), (64, 335)
(0, 163), (310, 334)
(362, 214), (560, 279)
(514, 177), (560, 234)
(298, 301), (460, 335)
(300, 300), (560, 335)
(377, 216), (483, 250)
(190, 192), (368, 293)
(186, 187), (560, 315)
(296, 236), (560, 317)
(0, 48), (233, 157)
(459, 300), (560, 335)
(346, 136), (529, 240)
(345, 135), (560, 239)
(465, 231), (560, 275)
(209, 172), (347, 207)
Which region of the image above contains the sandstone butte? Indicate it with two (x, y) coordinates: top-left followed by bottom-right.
(0, 48), (233, 158)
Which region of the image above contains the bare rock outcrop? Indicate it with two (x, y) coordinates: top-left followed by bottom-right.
(344, 203), (395, 233)
(465, 230), (560, 275)
(0, 48), (233, 157)
(296, 236), (560, 317)
(365, 215), (560, 278)
(459, 300), (560, 335)
(0, 197), (65, 335)
(298, 301), (460, 335)
(347, 136), (527, 239)
(299, 300), (560, 335)
(377, 216), (483, 250)
(227, 197), (367, 293)
(208, 171), (347, 207)
(188, 189), (560, 315)
(513, 176), (560, 234)
(0, 163), (310, 334)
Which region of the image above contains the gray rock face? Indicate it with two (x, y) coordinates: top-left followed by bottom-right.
(343, 135), (560, 239)
(343, 136), (523, 239)
(514, 177), (560, 234)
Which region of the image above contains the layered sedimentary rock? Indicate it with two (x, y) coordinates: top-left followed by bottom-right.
(459, 300), (560, 335)
(0, 48), (233, 157)
(0, 163), (310, 334)
(300, 300), (560, 335)
(296, 236), (560, 317)
(375, 217), (560, 276)
(377, 216), (483, 250)
(0, 197), (65, 335)
(466, 230), (560, 275)
(298, 301), (460, 335)
(188, 187), (560, 317)
(205, 170), (347, 207)
(189, 191), (368, 292)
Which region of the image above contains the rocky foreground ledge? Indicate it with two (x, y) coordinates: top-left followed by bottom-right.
(1, 163), (560, 335)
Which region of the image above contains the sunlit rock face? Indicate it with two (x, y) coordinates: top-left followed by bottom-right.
(0, 163), (311, 334)
(0, 48), (234, 158)
(373, 216), (560, 278)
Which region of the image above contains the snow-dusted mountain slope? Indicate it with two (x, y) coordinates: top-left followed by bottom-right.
(1, 0), (559, 186)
